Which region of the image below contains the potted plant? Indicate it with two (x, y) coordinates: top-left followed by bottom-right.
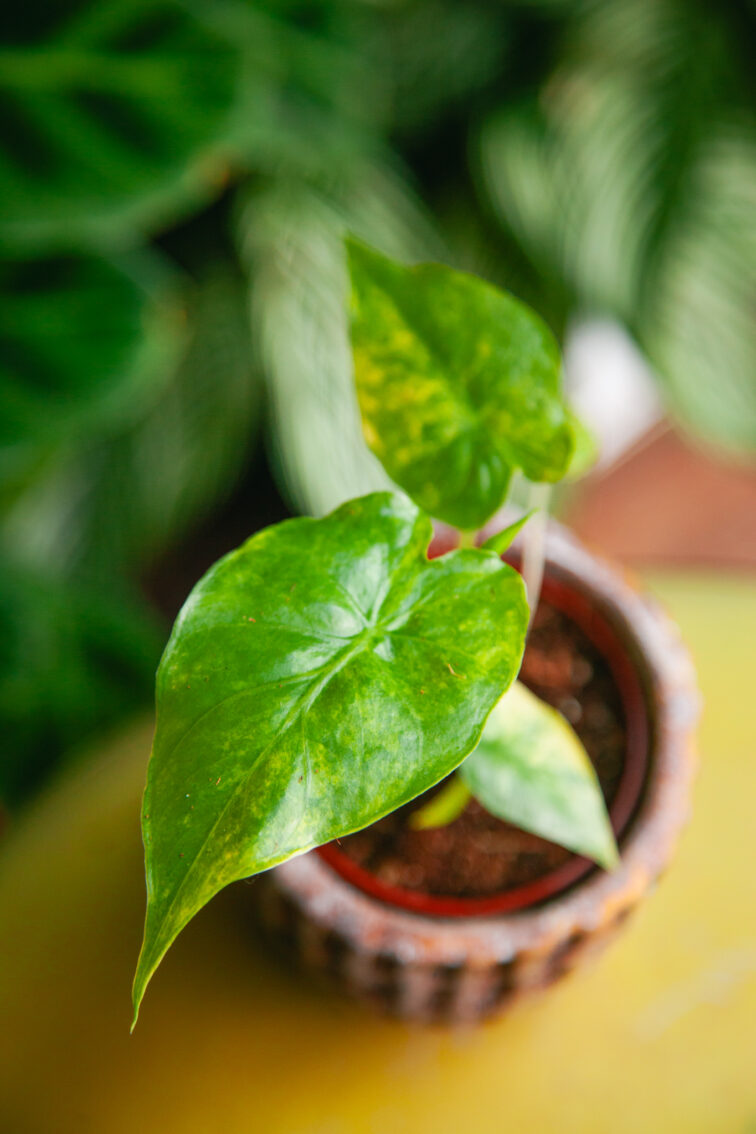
(132, 242), (698, 1028)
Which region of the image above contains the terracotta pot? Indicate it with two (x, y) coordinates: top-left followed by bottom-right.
(255, 525), (698, 1024)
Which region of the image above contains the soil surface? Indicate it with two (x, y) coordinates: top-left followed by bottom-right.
(335, 600), (627, 897)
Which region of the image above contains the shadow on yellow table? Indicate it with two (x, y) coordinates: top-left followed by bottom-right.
(2, 572), (755, 1134)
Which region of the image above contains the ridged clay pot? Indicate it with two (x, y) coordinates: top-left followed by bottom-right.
(255, 525), (699, 1024)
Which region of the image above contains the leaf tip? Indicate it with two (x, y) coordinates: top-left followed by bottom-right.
(480, 509), (536, 556)
(131, 926), (161, 1032)
(130, 964), (148, 1032)
(596, 832), (621, 872)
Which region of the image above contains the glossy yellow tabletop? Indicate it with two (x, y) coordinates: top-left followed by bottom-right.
(2, 573), (755, 1134)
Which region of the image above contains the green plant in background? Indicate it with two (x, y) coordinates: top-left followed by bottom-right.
(0, 2), (240, 251)
(2, 0), (754, 812)
(244, 0), (756, 520)
(0, 0), (264, 806)
(478, 0), (756, 454)
(132, 245), (616, 1023)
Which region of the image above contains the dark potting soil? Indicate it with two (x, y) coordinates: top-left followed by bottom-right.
(335, 600), (627, 897)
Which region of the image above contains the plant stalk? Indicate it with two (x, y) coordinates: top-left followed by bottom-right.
(521, 483), (551, 629)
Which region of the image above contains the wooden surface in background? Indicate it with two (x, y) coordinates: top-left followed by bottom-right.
(568, 429), (756, 569)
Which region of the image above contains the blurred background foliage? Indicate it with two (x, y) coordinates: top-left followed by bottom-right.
(1, 0), (754, 810)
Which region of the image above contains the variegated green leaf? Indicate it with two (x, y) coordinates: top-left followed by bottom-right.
(347, 240), (575, 530)
(460, 681), (618, 868)
(133, 491), (528, 1023)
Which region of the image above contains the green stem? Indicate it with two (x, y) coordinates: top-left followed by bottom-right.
(521, 483), (551, 628)
(457, 529), (478, 549)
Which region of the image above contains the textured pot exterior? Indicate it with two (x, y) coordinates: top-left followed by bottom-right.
(255, 526), (699, 1024)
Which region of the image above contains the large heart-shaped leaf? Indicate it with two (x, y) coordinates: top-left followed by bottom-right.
(460, 682), (618, 869)
(133, 491), (528, 1022)
(347, 240), (575, 531)
(0, 0), (239, 251)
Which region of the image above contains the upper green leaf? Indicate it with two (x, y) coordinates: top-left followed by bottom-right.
(133, 491), (528, 1023)
(347, 239), (575, 530)
(460, 682), (618, 869)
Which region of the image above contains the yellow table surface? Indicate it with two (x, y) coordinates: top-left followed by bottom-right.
(2, 572), (756, 1134)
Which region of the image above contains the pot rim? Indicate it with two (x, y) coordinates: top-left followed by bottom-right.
(316, 565), (649, 916)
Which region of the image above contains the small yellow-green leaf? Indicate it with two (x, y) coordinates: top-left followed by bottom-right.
(347, 239), (575, 530)
(133, 491), (528, 1024)
(460, 681), (618, 869)
(480, 510), (536, 556)
(408, 774), (472, 829)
